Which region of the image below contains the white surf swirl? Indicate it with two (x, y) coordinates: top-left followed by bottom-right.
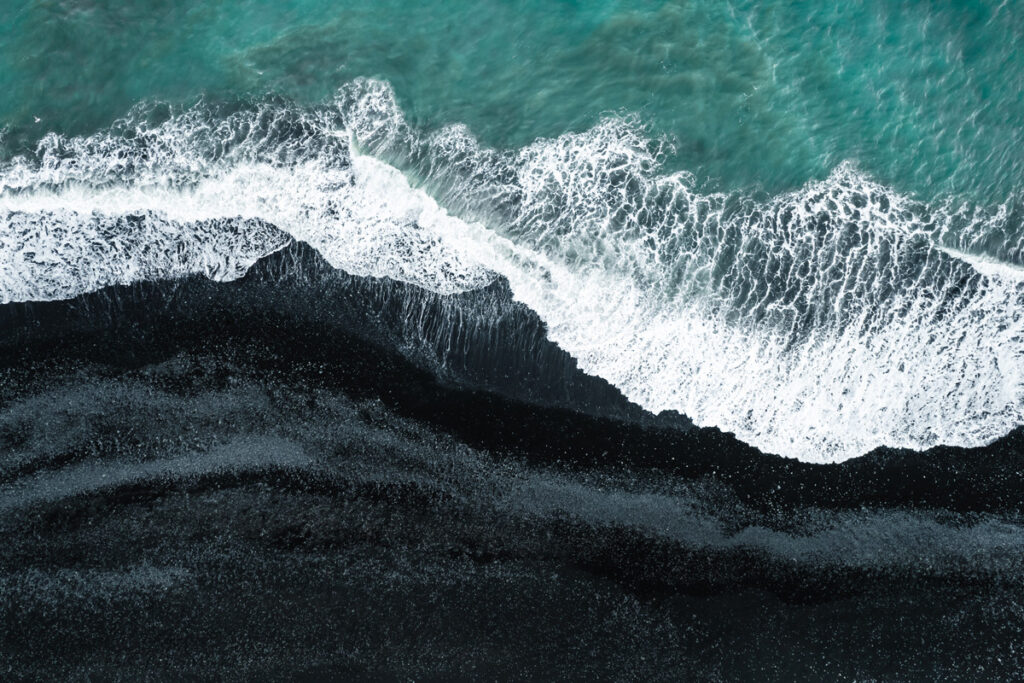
(1, 78), (1021, 462)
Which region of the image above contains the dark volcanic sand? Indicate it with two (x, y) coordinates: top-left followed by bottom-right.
(2, 244), (1022, 680)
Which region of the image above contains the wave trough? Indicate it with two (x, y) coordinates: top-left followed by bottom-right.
(1, 79), (1021, 463)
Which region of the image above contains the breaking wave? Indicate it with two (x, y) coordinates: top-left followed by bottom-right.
(1, 78), (1022, 462)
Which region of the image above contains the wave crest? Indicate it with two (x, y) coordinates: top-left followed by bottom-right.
(1, 78), (1022, 462)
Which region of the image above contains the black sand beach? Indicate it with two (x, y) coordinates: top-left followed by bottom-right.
(2, 244), (1022, 680)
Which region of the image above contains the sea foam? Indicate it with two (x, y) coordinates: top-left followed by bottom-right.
(1, 78), (1021, 462)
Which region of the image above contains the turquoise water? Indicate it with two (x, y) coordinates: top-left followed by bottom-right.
(2, 0), (1022, 202)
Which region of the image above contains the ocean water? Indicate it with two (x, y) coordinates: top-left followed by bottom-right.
(3, 0), (1023, 202)
(2, 1), (1023, 462)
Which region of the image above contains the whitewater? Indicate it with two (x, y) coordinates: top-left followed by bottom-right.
(1, 79), (1021, 463)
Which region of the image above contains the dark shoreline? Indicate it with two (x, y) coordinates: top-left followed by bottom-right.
(3, 242), (1022, 515)
(2, 243), (1023, 679)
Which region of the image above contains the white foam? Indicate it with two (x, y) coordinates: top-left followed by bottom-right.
(0, 86), (492, 300)
(937, 245), (1024, 281)
(1, 78), (1022, 462)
